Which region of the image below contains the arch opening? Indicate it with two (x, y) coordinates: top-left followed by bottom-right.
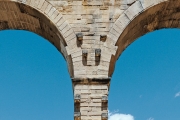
(0, 1), (74, 77)
(109, 29), (180, 120)
(109, 1), (180, 76)
(0, 30), (74, 120)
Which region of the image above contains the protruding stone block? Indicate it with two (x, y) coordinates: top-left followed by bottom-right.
(100, 35), (107, 42)
(102, 113), (108, 120)
(102, 96), (108, 102)
(95, 49), (101, 57)
(74, 94), (81, 102)
(82, 50), (88, 57)
(76, 33), (83, 41)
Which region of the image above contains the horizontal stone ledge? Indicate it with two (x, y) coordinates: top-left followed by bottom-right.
(72, 77), (111, 85)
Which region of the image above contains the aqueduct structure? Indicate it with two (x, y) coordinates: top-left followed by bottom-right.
(0, 0), (179, 119)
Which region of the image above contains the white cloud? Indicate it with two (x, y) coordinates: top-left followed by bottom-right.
(109, 111), (134, 120)
(147, 117), (154, 120)
(175, 92), (180, 98)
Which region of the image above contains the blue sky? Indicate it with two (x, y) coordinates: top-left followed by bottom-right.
(0, 29), (180, 120)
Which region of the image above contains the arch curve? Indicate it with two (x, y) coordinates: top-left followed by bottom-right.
(0, 0), (77, 77)
(109, 0), (180, 76)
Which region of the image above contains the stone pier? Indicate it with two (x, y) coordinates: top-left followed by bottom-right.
(73, 79), (110, 120)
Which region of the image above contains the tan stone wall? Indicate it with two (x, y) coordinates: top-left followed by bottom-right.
(46, 0), (130, 79)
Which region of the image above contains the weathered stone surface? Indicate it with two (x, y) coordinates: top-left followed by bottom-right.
(1, 0), (178, 119)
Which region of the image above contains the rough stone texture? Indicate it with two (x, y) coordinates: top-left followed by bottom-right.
(1, 0), (171, 79)
(1, 0), (178, 119)
(73, 82), (109, 120)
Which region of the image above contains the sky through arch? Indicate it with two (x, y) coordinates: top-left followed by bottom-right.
(0, 30), (73, 120)
(109, 28), (180, 120)
(0, 29), (180, 120)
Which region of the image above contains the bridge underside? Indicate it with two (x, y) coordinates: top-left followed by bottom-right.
(0, 1), (64, 51)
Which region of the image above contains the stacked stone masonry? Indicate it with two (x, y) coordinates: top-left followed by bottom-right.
(1, 0), (180, 119)
(74, 84), (108, 120)
(1, 0), (176, 78)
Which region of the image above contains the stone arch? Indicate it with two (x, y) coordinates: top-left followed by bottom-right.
(0, 0), (78, 77)
(108, 0), (180, 76)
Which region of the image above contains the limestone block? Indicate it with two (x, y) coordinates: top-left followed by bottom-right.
(74, 70), (87, 76)
(47, 7), (56, 17)
(63, 29), (74, 38)
(75, 85), (89, 90)
(113, 22), (123, 35)
(83, 40), (95, 44)
(81, 90), (90, 94)
(57, 17), (65, 27)
(101, 90), (108, 95)
(124, 1), (144, 20)
(102, 45), (117, 56)
(80, 107), (91, 111)
(90, 89), (102, 94)
(117, 13), (130, 29)
(72, 56), (82, 62)
(29, 0), (35, 7)
(63, 15), (81, 20)
(61, 25), (71, 35)
(66, 32), (76, 42)
(81, 44), (92, 49)
(80, 103), (89, 107)
(59, 21), (68, 31)
(45, 3), (52, 15)
(90, 85), (102, 90)
(71, 50), (82, 58)
(90, 115), (101, 119)
(107, 33), (118, 45)
(83, 0), (103, 6)
(81, 111), (88, 116)
(91, 107), (102, 112)
(92, 99), (102, 102)
(50, 10), (59, 20)
(48, 1), (68, 7)
(86, 70), (97, 75)
(87, 60), (96, 66)
(74, 89), (81, 94)
(66, 46), (81, 55)
(139, 0), (155, 9)
(74, 66), (86, 71)
(83, 36), (100, 40)
(97, 65), (109, 71)
(89, 102), (101, 107)
(88, 111), (102, 116)
(109, 27), (121, 38)
(99, 61), (110, 68)
(31, 0), (40, 8)
(72, 27), (81, 32)
(81, 116), (91, 120)
(40, 1), (48, 12)
(127, 0), (136, 4)
(53, 13), (62, 24)
(73, 61), (83, 67)
(97, 69), (108, 75)
(23, 0), (30, 5)
(101, 85), (108, 90)
(120, 0), (128, 4)
(37, 0), (45, 9)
